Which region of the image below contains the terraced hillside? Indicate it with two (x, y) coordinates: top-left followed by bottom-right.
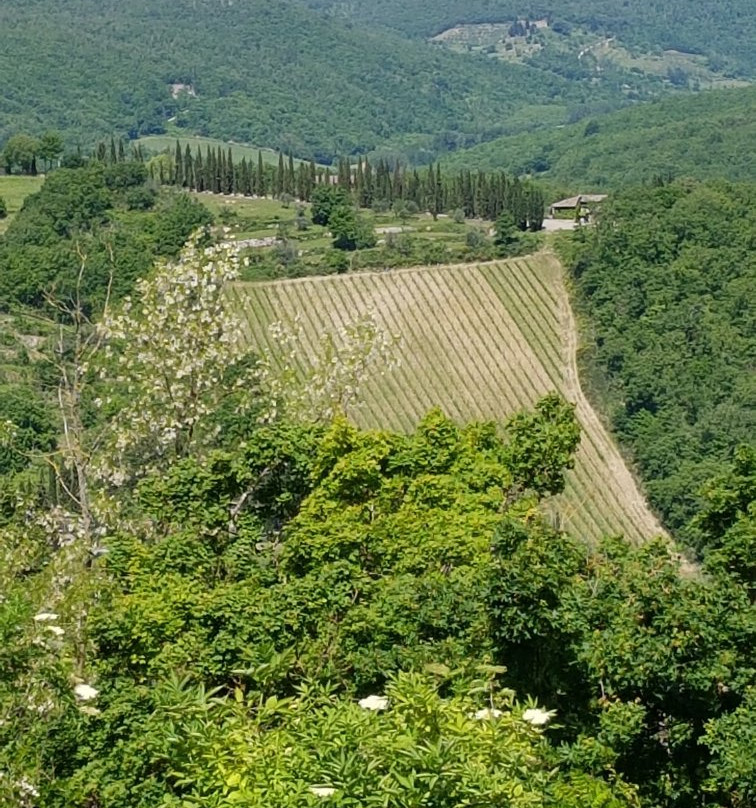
(230, 253), (665, 546)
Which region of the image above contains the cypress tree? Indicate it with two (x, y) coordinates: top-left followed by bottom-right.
(391, 161), (403, 203)
(355, 159), (365, 206)
(226, 147), (235, 194)
(255, 151), (263, 196)
(374, 159), (388, 204)
(275, 152), (285, 198)
(240, 157), (251, 195)
(184, 144), (193, 189)
(118, 139), (126, 163)
(195, 148), (204, 192)
(408, 170), (421, 206)
(432, 163), (444, 220)
(363, 158), (374, 208)
(461, 170), (474, 217)
(212, 148), (222, 194)
(509, 178), (527, 230)
(296, 164), (307, 201)
(526, 185), (545, 231)
(337, 157), (351, 190)
(174, 141), (183, 187)
(205, 147), (213, 192)
(307, 160), (317, 201)
(286, 154), (296, 197)
(110, 136), (118, 165)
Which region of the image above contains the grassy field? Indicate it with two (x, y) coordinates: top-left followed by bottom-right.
(230, 252), (666, 546)
(136, 135), (320, 167)
(0, 175), (44, 234)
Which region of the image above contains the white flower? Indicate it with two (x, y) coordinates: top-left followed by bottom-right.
(358, 694), (389, 711)
(471, 708), (503, 720)
(18, 778), (39, 797)
(33, 612), (59, 622)
(74, 684), (99, 702)
(309, 786), (336, 798)
(522, 708), (555, 727)
(46, 626), (65, 637)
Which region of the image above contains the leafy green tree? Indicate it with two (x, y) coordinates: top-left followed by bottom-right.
(2, 133), (40, 174)
(701, 686), (756, 807)
(493, 210), (518, 250)
(503, 392), (581, 498)
(0, 385), (57, 476)
(694, 446), (756, 597)
(329, 205), (376, 251)
(37, 130), (64, 172)
(310, 184), (349, 226)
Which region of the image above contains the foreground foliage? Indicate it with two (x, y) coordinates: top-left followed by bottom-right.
(1, 402), (754, 806)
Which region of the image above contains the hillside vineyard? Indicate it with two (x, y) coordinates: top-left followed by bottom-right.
(233, 254), (665, 546)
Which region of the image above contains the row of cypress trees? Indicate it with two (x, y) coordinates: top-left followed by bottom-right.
(95, 137), (545, 227)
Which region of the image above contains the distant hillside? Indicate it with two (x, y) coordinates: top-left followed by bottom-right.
(441, 87), (756, 187)
(0, 0), (621, 163)
(307, 0), (756, 76)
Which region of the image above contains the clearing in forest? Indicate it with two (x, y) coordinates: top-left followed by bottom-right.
(0, 175), (44, 234)
(230, 253), (666, 546)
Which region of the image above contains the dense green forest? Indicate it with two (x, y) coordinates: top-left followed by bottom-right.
(307, 0), (756, 75)
(5, 0), (755, 164)
(442, 86), (756, 187)
(0, 0), (634, 163)
(561, 179), (755, 555)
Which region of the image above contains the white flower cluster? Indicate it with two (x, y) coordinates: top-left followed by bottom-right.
(309, 786), (336, 798)
(96, 234), (252, 483)
(34, 507), (89, 549)
(358, 694), (389, 711)
(522, 708), (555, 727)
(73, 683), (99, 702)
(471, 708), (503, 720)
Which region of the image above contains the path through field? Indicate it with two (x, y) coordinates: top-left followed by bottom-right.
(231, 253), (666, 545)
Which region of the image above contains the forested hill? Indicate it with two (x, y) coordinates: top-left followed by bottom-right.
(562, 179), (756, 553)
(441, 86), (756, 187)
(307, 0), (756, 75)
(1, 0), (609, 161)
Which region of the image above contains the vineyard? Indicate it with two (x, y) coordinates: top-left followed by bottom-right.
(230, 253), (665, 546)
